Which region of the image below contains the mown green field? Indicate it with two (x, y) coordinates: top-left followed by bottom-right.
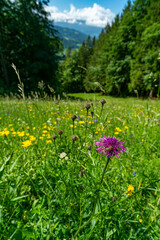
(0, 94), (160, 239)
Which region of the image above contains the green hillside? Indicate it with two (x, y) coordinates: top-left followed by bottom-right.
(55, 25), (88, 50)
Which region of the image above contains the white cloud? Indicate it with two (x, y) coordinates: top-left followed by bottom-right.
(45, 3), (115, 28)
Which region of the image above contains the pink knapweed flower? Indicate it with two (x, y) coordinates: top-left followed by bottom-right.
(95, 136), (126, 158)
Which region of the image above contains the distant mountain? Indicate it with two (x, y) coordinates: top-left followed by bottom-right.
(55, 21), (102, 38)
(55, 25), (88, 50)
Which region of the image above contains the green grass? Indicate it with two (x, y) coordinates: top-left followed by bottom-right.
(67, 92), (149, 102)
(0, 95), (160, 239)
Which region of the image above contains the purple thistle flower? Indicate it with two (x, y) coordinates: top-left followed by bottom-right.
(95, 136), (126, 158)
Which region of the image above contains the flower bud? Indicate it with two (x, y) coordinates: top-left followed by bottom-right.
(58, 129), (63, 135)
(85, 103), (91, 110)
(71, 114), (77, 121)
(100, 98), (106, 106)
(52, 134), (57, 140)
(71, 135), (78, 142)
(91, 111), (94, 117)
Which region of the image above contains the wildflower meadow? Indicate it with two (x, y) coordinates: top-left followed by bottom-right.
(0, 94), (160, 239)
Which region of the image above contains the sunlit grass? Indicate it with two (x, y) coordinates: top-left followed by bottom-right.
(0, 96), (160, 239)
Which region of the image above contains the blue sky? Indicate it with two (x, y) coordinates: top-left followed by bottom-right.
(49, 0), (129, 16)
(46, 0), (131, 28)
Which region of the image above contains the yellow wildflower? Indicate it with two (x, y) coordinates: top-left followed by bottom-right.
(139, 219), (143, 223)
(0, 130), (10, 136)
(30, 135), (36, 141)
(46, 140), (52, 144)
(126, 184), (134, 196)
(18, 132), (25, 137)
(22, 140), (32, 147)
(70, 125), (76, 128)
(12, 132), (17, 135)
(79, 121), (85, 124)
(115, 127), (122, 132)
(43, 130), (48, 133)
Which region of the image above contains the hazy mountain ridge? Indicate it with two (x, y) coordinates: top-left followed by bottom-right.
(55, 25), (88, 50)
(55, 21), (102, 37)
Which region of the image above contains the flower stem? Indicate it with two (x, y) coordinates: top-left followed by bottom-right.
(100, 157), (110, 185)
(73, 121), (74, 134)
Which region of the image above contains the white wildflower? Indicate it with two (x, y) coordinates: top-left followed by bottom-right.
(60, 152), (67, 159)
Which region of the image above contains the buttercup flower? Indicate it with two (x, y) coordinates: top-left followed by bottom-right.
(126, 184), (134, 196)
(95, 136), (126, 158)
(22, 140), (32, 147)
(30, 135), (36, 141)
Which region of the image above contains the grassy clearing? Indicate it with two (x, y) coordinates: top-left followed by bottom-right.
(0, 95), (160, 239)
(67, 93), (140, 102)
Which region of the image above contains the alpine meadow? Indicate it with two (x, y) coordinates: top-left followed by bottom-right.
(0, 0), (160, 239)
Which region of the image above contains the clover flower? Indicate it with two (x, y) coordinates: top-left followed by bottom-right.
(95, 136), (126, 158)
